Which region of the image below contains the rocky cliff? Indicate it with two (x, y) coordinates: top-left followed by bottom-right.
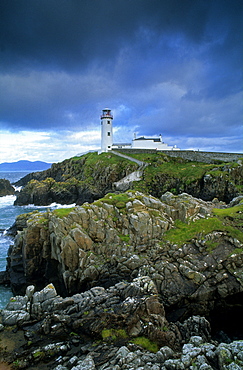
(0, 179), (15, 197)
(6, 191), (243, 329)
(131, 153), (243, 203)
(1, 191), (243, 369)
(14, 152), (138, 205)
(2, 151), (243, 369)
(3, 280), (243, 369)
(13, 152), (243, 205)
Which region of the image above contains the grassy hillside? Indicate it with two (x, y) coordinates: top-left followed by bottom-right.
(123, 152), (243, 199)
(15, 151), (243, 205)
(163, 202), (243, 249)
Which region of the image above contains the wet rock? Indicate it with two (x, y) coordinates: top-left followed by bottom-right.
(5, 191), (243, 327)
(1, 277), (180, 350)
(4, 276), (231, 368)
(0, 179), (15, 196)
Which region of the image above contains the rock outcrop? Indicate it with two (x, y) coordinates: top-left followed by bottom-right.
(6, 191), (243, 336)
(14, 153), (138, 205)
(0, 282), (242, 369)
(1, 190), (243, 369)
(1, 278), (181, 349)
(13, 152), (243, 206)
(138, 162), (243, 204)
(0, 179), (15, 197)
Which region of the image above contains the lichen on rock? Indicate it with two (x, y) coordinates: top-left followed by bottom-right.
(5, 191), (243, 329)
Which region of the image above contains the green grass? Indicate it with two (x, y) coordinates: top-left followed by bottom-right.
(222, 224), (243, 243)
(32, 351), (45, 359)
(53, 207), (75, 218)
(213, 203), (243, 242)
(93, 192), (132, 212)
(212, 204), (243, 217)
(23, 151), (242, 202)
(71, 152), (138, 185)
(130, 336), (158, 353)
(127, 152), (215, 178)
(101, 328), (128, 341)
(205, 241), (219, 253)
(132, 158), (215, 194)
(164, 218), (224, 245)
(100, 192), (132, 209)
(145, 162), (204, 183)
(230, 248), (243, 256)
(124, 152), (242, 196)
(118, 233), (130, 242)
(36, 217), (48, 225)
(164, 203), (243, 247)
(75, 151), (130, 166)
(73, 152), (217, 193)
(101, 330), (158, 352)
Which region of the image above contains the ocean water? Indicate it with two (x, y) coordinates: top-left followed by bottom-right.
(0, 171), (75, 308)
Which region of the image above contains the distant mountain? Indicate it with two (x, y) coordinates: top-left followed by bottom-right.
(0, 160), (52, 171)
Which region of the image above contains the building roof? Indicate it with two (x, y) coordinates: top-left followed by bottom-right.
(112, 143), (131, 146)
(133, 136), (161, 142)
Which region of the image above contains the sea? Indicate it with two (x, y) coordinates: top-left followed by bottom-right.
(0, 171), (75, 309)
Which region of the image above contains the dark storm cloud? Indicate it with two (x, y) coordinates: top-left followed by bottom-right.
(0, 0), (242, 153)
(1, 0), (241, 71)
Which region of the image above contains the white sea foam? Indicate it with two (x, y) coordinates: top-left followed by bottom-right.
(50, 202), (76, 209)
(0, 195), (16, 206)
(0, 195), (76, 210)
(20, 202), (77, 210)
(13, 185), (22, 191)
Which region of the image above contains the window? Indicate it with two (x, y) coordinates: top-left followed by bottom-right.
(107, 132), (111, 136)
(107, 120), (110, 124)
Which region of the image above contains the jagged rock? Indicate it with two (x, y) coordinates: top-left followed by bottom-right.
(177, 316), (212, 344)
(12, 152), (243, 206)
(160, 192), (216, 222)
(72, 355), (96, 370)
(13, 154), (138, 206)
(0, 270), (9, 284)
(229, 195), (243, 207)
(5, 191), (243, 329)
(1, 155), (242, 370)
(0, 281), (211, 368)
(0, 281), (242, 370)
(0, 278), (183, 367)
(187, 172), (240, 203)
(0, 178), (15, 196)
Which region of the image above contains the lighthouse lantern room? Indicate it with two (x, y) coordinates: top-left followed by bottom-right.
(101, 108), (113, 152)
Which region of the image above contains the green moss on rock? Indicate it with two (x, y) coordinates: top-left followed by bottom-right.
(164, 203), (243, 246)
(130, 336), (158, 353)
(53, 207), (75, 218)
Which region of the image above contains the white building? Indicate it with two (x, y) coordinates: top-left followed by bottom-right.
(131, 135), (178, 150)
(100, 108), (180, 152)
(100, 108), (113, 152)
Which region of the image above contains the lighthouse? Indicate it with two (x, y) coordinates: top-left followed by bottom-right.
(100, 108), (113, 152)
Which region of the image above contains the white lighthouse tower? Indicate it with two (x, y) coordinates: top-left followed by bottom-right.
(100, 108), (113, 152)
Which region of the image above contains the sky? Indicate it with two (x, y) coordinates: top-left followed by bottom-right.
(0, 0), (242, 163)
